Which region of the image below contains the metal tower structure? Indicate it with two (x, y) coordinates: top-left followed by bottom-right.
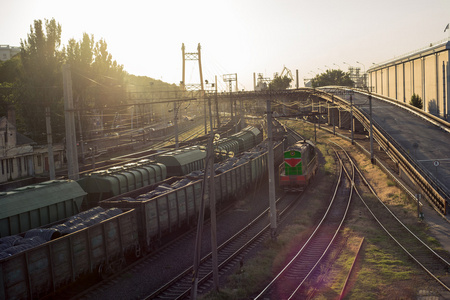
(181, 43), (204, 92)
(223, 73), (238, 121)
(223, 73), (238, 92)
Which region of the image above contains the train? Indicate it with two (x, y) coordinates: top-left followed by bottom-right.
(279, 140), (318, 191)
(0, 120), (286, 300)
(77, 125), (263, 207)
(0, 180), (87, 237)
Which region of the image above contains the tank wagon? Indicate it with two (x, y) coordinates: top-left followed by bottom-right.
(213, 137), (239, 161)
(228, 126), (263, 153)
(279, 140), (318, 191)
(214, 125), (262, 160)
(154, 146), (207, 177)
(0, 119), (286, 300)
(77, 159), (166, 207)
(76, 127), (262, 206)
(154, 126), (262, 177)
(0, 180), (86, 238)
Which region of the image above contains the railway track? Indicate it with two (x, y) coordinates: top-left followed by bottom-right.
(254, 144), (353, 300)
(331, 141), (450, 298)
(146, 192), (303, 299)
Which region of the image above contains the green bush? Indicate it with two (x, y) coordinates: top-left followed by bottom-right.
(409, 93), (423, 109)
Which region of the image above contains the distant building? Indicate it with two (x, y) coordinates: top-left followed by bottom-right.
(367, 39), (450, 119)
(0, 45), (20, 62)
(0, 107), (65, 183)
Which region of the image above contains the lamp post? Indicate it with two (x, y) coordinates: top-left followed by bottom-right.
(369, 94), (374, 163)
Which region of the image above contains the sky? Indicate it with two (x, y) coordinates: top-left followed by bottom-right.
(1, 0), (449, 91)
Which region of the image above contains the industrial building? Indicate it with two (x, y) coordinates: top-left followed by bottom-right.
(367, 39), (450, 119)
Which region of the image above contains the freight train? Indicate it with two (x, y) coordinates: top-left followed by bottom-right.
(77, 125), (262, 207)
(279, 140), (318, 191)
(0, 180), (87, 237)
(0, 120), (286, 300)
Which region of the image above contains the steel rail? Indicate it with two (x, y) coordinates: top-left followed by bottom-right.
(146, 193), (301, 300)
(335, 140), (450, 294)
(254, 148), (352, 299)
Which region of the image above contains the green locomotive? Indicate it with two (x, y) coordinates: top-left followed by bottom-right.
(279, 140), (318, 191)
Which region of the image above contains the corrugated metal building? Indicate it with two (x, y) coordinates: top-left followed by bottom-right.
(367, 39), (450, 119)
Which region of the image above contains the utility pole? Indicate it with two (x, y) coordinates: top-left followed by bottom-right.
(76, 98), (85, 163)
(191, 132), (217, 299)
(350, 94), (354, 145)
(369, 94), (374, 163)
(208, 131), (219, 292)
(45, 106), (56, 180)
(62, 64), (79, 180)
(174, 101), (179, 149)
(191, 164), (207, 299)
(266, 98), (277, 240)
(332, 95), (336, 135)
(215, 75), (221, 127)
(181, 44), (186, 91)
(443, 61), (447, 121)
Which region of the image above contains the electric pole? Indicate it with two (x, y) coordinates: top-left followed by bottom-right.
(208, 131), (219, 292)
(369, 94), (374, 163)
(266, 98), (277, 240)
(45, 107), (56, 180)
(174, 101), (179, 149)
(62, 64), (79, 180)
(350, 94), (354, 145)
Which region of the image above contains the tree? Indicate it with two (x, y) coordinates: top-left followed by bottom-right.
(311, 69), (354, 88)
(4, 19), (135, 144)
(268, 74), (292, 91)
(0, 57), (22, 127)
(410, 93), (423, 109)
(19, 18), (64, 143)
(91, 39), (126, 108)
(65, 35), (127, 137)
(65, 33), (96, 139)
(0, 55), (22, 83)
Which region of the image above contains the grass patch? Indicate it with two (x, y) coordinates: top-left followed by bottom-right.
(387, 179), (396, 187)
